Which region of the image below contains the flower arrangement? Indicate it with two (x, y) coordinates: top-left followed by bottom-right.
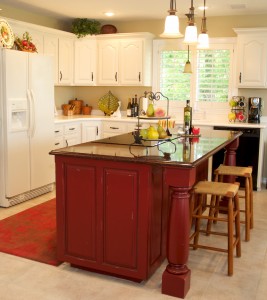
(14, 32), (37, 53)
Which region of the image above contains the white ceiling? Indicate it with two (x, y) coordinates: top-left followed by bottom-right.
(1, 0), (267, 22)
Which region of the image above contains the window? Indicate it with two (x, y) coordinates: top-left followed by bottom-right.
(153, 39), (236, 115)
(197, 49), (231, 103)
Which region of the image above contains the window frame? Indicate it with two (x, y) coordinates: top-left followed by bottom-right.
(152, 38), (238, 118)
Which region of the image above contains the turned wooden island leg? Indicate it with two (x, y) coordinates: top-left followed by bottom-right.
(223, 137), (239, 182)
(162, 186), (191, 298)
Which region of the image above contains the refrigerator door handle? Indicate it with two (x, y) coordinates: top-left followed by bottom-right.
(30, 89), (36, 137)
(27, 89), (36, 138)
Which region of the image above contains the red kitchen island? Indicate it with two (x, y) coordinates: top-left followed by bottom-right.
(50, 129), (241, 298)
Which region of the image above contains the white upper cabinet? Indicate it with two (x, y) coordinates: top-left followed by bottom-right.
(44, 34), (74, 86)
(97, 33), (154, 86)
(43, 34), (59, 84)
(98, 39), (119, 85)
(120, 39), (143, 85)
(234, 28), (267, 88)
(58, 37), (74, 85)
(74, 38), (97, 85)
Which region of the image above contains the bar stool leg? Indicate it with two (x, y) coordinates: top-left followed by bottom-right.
(234, 192), (241, 258)
(249, 175), (254, 229)
(193, 194), (204, 250)
(228, 197), (234, 276)
(244, 177), (250, 241)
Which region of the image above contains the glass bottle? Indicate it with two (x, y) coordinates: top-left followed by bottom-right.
(184, 100), (192, 134)
(131, 98), (135, 117)
(127, 98), (132, 117)
(134, 94), (139, 117)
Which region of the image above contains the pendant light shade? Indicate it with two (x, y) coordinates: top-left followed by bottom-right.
(198, 33), (209, 49)
(184, 0), (198, 44)
(197, 0), (209, 49)
(184, 45), (192, 73)
(160, 0), (183, 38)
(184, 25), (198, 44)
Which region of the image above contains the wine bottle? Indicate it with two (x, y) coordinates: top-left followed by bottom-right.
(184, 100), (192, 134)
(134, 94), (139, 117)
(131, 98), (135, 117)
(127, 98), (132, 117)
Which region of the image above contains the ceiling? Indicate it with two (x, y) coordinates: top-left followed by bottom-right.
(1, 0), (267, 22)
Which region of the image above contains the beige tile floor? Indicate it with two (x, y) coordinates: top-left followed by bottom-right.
(0, 188), (267, 300)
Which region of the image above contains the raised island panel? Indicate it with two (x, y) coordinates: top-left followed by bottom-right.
(55, 156), (168, 281)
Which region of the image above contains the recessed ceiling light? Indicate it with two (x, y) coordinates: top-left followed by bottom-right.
(104, 12), (114, 17)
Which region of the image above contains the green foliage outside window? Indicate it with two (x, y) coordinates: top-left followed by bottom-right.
(160, 49), (231, 103)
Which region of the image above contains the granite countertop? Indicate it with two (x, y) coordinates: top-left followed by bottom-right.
(50, 130), (242, 167)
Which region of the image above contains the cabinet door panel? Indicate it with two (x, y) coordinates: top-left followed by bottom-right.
(103, 168), (138, 269)
(58, 38), (74, 85)
(64, 164), (98, 260)
(74, 39), (96, 85)
(240, 39), (267, 87)
(44, 34), (59, 84)
(98, 40), (119, 85)
(120, 39), (143, 85)
(82, 122), (100, 142)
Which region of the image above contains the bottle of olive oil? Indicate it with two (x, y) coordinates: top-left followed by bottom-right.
(184, 100), (192, 134)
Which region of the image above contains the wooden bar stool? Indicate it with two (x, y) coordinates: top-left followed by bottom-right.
(211, 165), (253, 241)
(190, 181), (241, 276)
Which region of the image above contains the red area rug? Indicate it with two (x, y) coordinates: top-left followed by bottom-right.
(0, 199), (62, 266)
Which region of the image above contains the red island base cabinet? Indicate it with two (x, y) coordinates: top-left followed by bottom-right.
(53, 131), (240, 299)
(55, 156), (170, 282)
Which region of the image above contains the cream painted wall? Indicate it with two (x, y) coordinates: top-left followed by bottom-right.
(0, 3), (70, 31)
(111, 15), (267, 37)
(55, 86), (151, 113)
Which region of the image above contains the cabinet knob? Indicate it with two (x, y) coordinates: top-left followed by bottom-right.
(239, 72), (242, 83)
(60, 71), (63, 81)
(139, 72), (141, 82)
(115, 72), (118, 81)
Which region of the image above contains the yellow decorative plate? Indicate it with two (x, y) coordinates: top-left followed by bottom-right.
(98, 91), (119, 116)
(0, 19), (14, 49)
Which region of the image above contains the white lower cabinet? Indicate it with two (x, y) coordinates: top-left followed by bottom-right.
(102, 120), (153, 138)
(82, 121), (101, 142)
(55, 120), (102, 148)
(54, 122), (81, 148)
(103, 121), (126, 138)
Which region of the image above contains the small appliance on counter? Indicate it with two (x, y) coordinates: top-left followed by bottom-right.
(248, 97), (262, 123)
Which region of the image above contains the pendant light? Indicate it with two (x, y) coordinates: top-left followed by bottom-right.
(183, 0), (198, 44)
(198, 0), (209, 49)
(160, 0), (183, 38)
(183, 45), (192, 73)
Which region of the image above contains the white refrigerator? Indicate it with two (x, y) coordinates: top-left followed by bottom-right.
(0, 48), (55, 207)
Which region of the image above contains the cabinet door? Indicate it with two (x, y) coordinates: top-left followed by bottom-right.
(58, 37), (74, 85)
(57, 161), (98, 262)
(237, 36), (267, 88)
(98, 40), (119, 85)
(74, 39), (97, 85)
(102, 168), (139, 269)
(64, 134), (81, 147)
(120, 39), (143, 85)
(44, 34), (59, 84)
(82, 121), (101, 142)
